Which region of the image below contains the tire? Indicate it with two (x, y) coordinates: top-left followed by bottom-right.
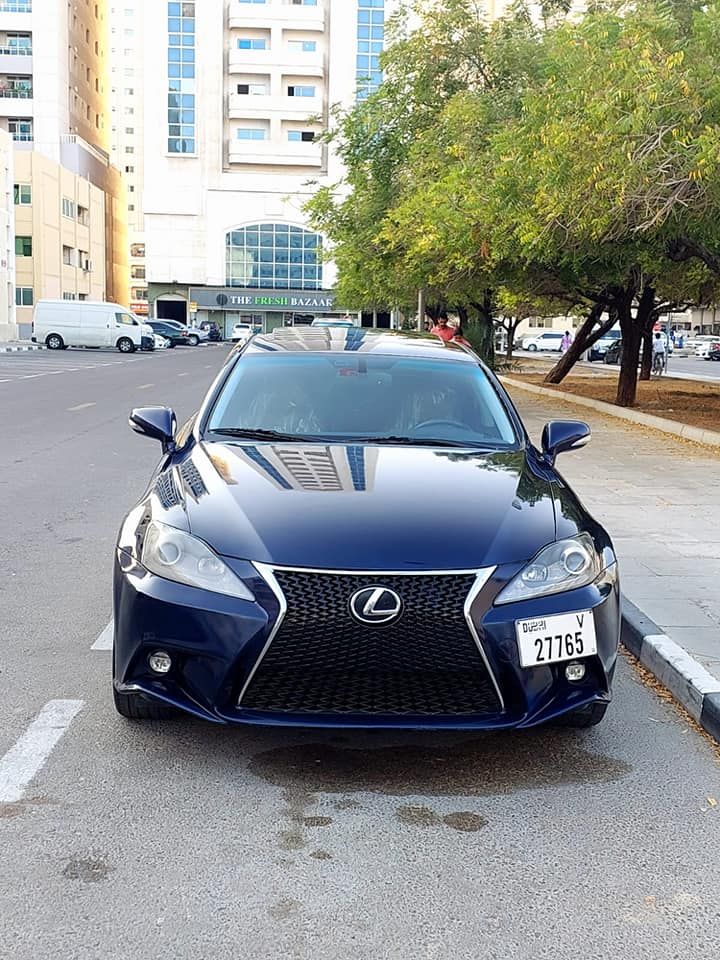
(113, 687), (176, 720)
(168, 340), (176, 348)
(46, 333), (64, 350)
(557, 701), (608, 728)
(117, 337), (135, 354)
(527, 343), (537, 352)
(188, 334), (199, 346)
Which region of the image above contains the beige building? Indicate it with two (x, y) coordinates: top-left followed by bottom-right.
(0, 0), (128, 338)
(0, 126), (15, 338)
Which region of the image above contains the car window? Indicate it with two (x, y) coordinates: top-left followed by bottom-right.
(206, 354), (519, 448)
(116, 312), (138, 326)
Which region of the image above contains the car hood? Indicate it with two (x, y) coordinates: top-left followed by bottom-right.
(167, 441), (557, 570)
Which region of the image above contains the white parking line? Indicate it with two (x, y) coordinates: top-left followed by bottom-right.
(67, 402), (96, 411)
(91, 620), (114, 651)
(0, 700), (84, 804)
(177, 372), (189, 377)
(137, 383), (154, 390)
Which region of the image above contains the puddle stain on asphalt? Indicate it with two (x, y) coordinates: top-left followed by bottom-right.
(309, 850), (333, 861)
(62, 857), (111, 882)
(248, 733), (631, 798)
(267, 898), (301, 921)
(396, 805), (488, 832)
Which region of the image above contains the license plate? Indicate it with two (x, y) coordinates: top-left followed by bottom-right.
(515, 610), (597, 668)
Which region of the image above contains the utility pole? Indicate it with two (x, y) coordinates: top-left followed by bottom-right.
(417, 289), (425, 331)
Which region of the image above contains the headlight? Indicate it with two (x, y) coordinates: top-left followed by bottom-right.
(495, 533), (603, 604)
(141, 520), (255, 601)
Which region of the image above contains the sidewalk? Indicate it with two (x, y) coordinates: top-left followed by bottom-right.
(508, 386), (720, 715)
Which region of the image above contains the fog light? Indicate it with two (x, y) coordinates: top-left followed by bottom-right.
(565, 662), (586, 682)
(148, 650), (172, 674)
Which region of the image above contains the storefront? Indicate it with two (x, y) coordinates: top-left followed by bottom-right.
(188, 287), (354, 337)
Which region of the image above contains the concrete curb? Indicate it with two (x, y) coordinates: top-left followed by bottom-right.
(0, 343), (44, 352)
(501, 375), (720, 449)
(622, 597), (720, 742)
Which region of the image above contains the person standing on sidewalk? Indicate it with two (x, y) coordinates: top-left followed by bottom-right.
(561, 330), (573, 353)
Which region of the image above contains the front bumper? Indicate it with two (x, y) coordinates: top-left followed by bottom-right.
(113, 554), (620, 730)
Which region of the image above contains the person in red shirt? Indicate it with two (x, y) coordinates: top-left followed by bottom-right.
(431, 317), (455, 342)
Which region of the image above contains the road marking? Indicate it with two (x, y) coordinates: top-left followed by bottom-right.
(137, 383), (154, 390)
(67, 402), (96, 411)
(177, 372), (189, 377)
(92, 620), (114, 651)
(21, 374), (41, 379)
(0, 700), (84, 804)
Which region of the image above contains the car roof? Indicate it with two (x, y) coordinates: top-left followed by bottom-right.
(243, 328), (477, 361)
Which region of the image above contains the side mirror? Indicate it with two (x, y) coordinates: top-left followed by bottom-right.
(129, 406), (177, 454)
(541, 420), (590, 465)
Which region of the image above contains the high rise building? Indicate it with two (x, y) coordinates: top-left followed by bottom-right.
(0, 0), (128, 338)
(142, 0), (397, 335)
(109, 0), (146, 315)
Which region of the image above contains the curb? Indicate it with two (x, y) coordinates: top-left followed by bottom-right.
(622, 597), (720, 742)
(0, 343), (44, 352)
(501, 376), (720, 449)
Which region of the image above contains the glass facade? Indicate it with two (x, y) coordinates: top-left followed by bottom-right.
(356, 0), (384, 99)
(226, 224), (323, 290)
(167, 1), (196, 154)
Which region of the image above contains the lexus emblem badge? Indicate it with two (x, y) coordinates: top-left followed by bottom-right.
(349, 586), (403, 626)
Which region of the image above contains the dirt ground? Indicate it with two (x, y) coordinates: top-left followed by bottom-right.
(511, 370), (720, 432)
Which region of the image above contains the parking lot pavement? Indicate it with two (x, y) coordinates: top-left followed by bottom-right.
(511, 390), (720, 678)
(2, 345), (720, 958)
(513, 349), (720, 381)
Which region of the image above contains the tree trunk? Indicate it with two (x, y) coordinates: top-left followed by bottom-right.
(638, 307), (659, 381)
(505, 318), (519, 360)
(544, 303), (608, 384)
(615, 282), (653, 407)
(469, 290), (496, 367)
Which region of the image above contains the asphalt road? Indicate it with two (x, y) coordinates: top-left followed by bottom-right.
(1, 345), (719, 960)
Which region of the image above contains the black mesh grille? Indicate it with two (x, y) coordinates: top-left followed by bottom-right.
(240, 570), (501, 717)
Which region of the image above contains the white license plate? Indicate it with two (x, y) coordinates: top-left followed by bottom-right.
(515, 610), (597, 668)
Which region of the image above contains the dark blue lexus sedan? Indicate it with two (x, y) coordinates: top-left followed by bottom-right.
(113, 329), (620, 729)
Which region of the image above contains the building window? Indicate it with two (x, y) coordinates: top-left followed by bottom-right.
(239, 0), (266, 4)
(62, 245), (74, 265)
(62, 197), (76, 219)
(357, 0), (384, 99)
(1, 2), (33, 12)
(236, 128), (266, 140)
(131, 265), (146, 279)
(288, 40), (317, 52)
(13, 183), (31, 205)
(62, 292), (77, 300)
(15, 235), (32, 256)
(125, 165), (135, 173)
(167, 1), (195, 154)
(287, 85), (315, 97)
(4, 33), (32, 53)
(77, 205), (89, 226)
(130, 243), (145, 257)
(15, 286), (33, 306)
(226, 223), (322, 291)
(79, 251), (90, 271)
(287, 130), (315, 142)
(237, 38), (267, 50)
(237, 83), (267, 95)
(8, 118), (32, 141)
(128, 204), (135, 211)
(291, 0), (318, 5)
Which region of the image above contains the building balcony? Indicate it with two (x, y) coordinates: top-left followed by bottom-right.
(228, 1), (325, 33)
(0, 50), (32, 73)
(228, 92), (323, 120)
(228, 47), (276, 72)
(228, 138), (322, 167)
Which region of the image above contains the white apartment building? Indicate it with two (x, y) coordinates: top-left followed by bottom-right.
(143, 0), (396, 335)
(0, 126), (15, 338)
(0, 0), (128, 337)
(109, 0), (147, 314)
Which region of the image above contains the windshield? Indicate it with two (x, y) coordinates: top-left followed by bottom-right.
(205, 354), (519, 448)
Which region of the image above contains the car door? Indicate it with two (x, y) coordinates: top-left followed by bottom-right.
(79, 307), (105, 347)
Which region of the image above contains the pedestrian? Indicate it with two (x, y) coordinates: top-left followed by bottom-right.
(561, 330), (573, 353)
(430, 317), (455, 342)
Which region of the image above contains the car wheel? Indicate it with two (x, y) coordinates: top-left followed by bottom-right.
(113, 687), (176, 720)
(117, 337), (135, 353)
(46, 333), (64, 350)
(527, 344), (537, 352)
(557, 701), (608, 728)
(188, 334), (199, 346)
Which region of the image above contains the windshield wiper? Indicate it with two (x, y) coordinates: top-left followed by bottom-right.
(351, 435), (490, 448)
(210, 428), (318, 442)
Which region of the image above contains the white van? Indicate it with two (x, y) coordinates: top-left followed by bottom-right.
(32, 300), (153, 353)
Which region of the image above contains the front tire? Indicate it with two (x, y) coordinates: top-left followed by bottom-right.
(188, 334), (199, 346)
(117, 337), (135, 354)
(113, 687), (176, 720)
(557, 701), (608, 728)
(527, 344), (537, 352)
(46, 333), (64, 350)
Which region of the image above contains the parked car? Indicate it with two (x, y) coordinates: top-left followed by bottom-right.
(147, 320), (190, 347)
(199, 321), (222, 342)
(32, 300), (153, 353)
(231, 322), (255, 343)
(521, 332), (565, 352)
(695, 339), (720, 359)
(160, 319), (208, 346)
(114, 328), (620, 731)
(588, 329), (621, 361)
(604, 340), (622, 365)
(707, 342), (720, 361)
(153, 334), (170, 350)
